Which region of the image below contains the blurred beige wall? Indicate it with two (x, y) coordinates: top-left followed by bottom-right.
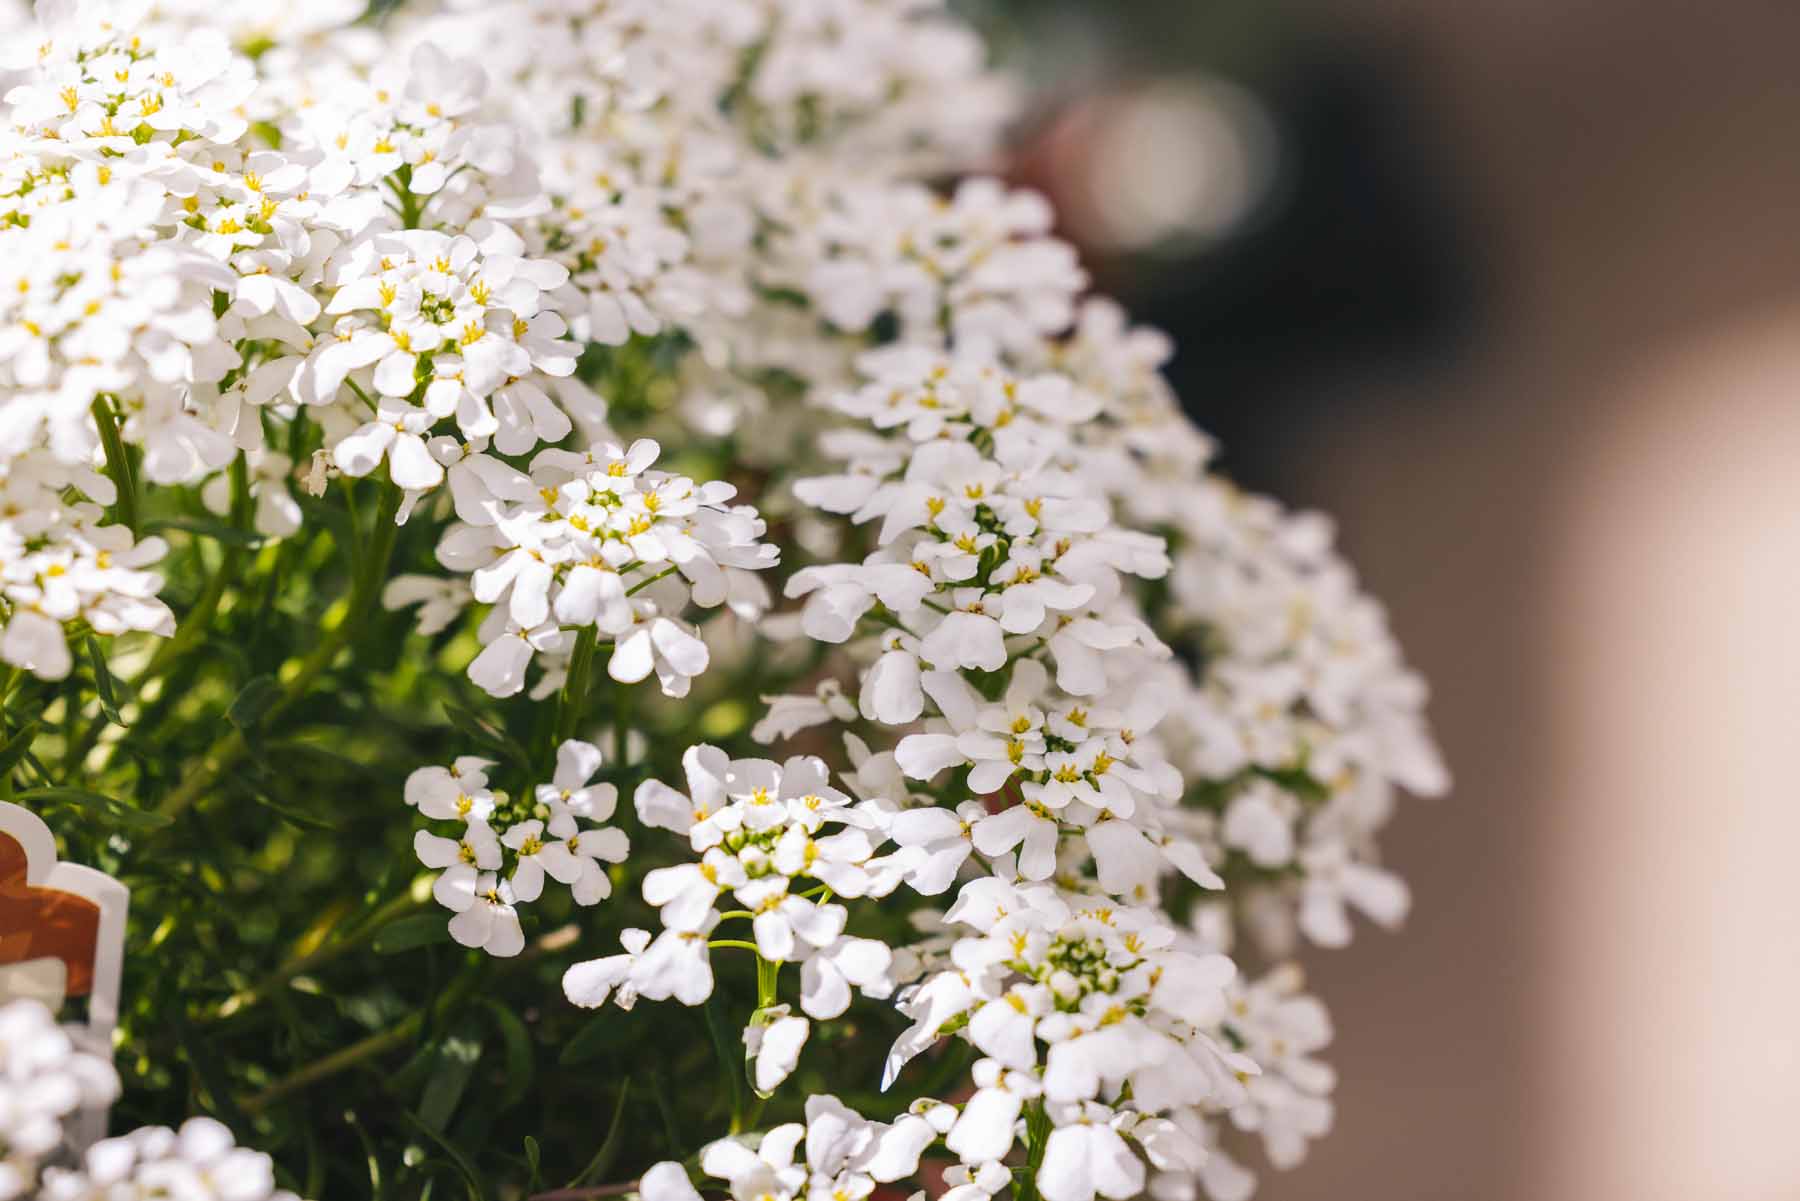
(1257, 3), (1800, 1199)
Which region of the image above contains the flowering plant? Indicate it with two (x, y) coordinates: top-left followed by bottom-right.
(0, 2), (1447, 1200)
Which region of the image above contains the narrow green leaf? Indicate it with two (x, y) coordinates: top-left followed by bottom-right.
(146, 515), (266, 547)
(14, 787), (172, 830)
(343, 1109), (389, 1201)
(441, 701), (530, 767)
(372, 914), (452, 955)
(399, 1110), (486, 1201)
(478, 999), (534, 1111)
(417, 1030), (483, 1134)
(85, 637), (127, 726)
(522, 1136), (542, 1193)
(567, 1079), (631, 1189)
(237, 778), (343, 832)
(557, 1010), (631, 1066)
(228, 674), (281, 733)
(171, 1003), (250, 1129)
(0, 721), (40, 780)
(704, 992), (748, 1124)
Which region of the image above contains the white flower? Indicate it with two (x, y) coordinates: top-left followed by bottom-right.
(446, 872), (526, 958)
(971, 802), (1061, 882)
(332, 400), (443, 491)
(754, 679), (859, 744)
(467, 621), (567, 698)
(799, 936), (894, 1020)
(638, 1161), (705, 1201)
(404, 756), (496, 821)
(1296, 842), (1409, 948)
(630, 916), (720, 1007)
(889, 801), (984, 896)
(563, 929), (653, 1010)
(414, 822), (502, 912)
(745, 1010), (810, 1096)
(945, 1058), (1041, 1164)
(1037, 1103), (1145, 1201)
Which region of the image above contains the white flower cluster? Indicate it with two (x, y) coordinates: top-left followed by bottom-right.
(387, 436), (778, 701)
(0, 456), (173, 679)
(640, 1096), (939, 1201)
(882, 875), (1251, 1201)
(408, 739), (628, 957)
(1161, 477), (1449, 955)
(1024, 297), (1450, 957)
(0, 999), (117, 1201)
(776, 345), (1219, 907)
(0, 0), (776, 694)
(563, 746), (903, 1094)
(0, 0), (1446, 1196)
(0, 999), (300, 1201)
(732, 129), (1445, 1201)
(37, 1118), (304, 1201)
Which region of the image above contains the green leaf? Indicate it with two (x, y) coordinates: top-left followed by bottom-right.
(399, 1110), (487, 1201)
(558, 1010), (631, 1066)
(171, 1003), (250, 1129)
(0, 721), (40, 780)
(344, 1110), (390, 1201)
(566, 1078), (631, 1189)
(14, 786), (172, 830)
(85, 636), (128, 726)
(417, 1029), (483, 1134)
(227, 674), (281, 733)
(266, 740), (367, 777)
(146, 515), (266, 548)
(372, 914), (452, 955)
(441, 701), (530, 767)
(704, 992), (749, 1123)
(237, 777), (343, 832)
(478, 999), (534, 1111)
(522, 1136), (542, 1193)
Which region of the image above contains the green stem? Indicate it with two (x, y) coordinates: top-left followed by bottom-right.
(129, 454), (252, 694)
(755, 955), (780, 1009)
(134, 553), (229, 685)
(204, 890), (428, 1021)
(624, 564), (680, 596)
(91, 395), (138, 535)
(158, 483), (403, 820)
(555, 627), (598, 749)
(612, 677), (631, 767)
(1015, 1099), (1051, 1201)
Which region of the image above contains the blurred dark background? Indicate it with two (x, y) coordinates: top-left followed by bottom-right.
(981, 3), (1800, 1200)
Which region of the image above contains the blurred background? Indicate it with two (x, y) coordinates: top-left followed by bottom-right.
(974, 2), (1800, 1199)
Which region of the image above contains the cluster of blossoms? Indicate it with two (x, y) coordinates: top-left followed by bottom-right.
(564, 746), (903, 1094)
(0, 1000), (117, 1201)
(388, 436), (778, 701)
(1, 999), (301, 1201)
(0, 456), (172, 679)
(642, 1096), (940, 1201)
(1, 0), (1444, 1197)
(883, 876), (1250, 1201)
(408, 739), (628, 957)
(0, 0), (769, 694)
(1160, 478), (1449, 956)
